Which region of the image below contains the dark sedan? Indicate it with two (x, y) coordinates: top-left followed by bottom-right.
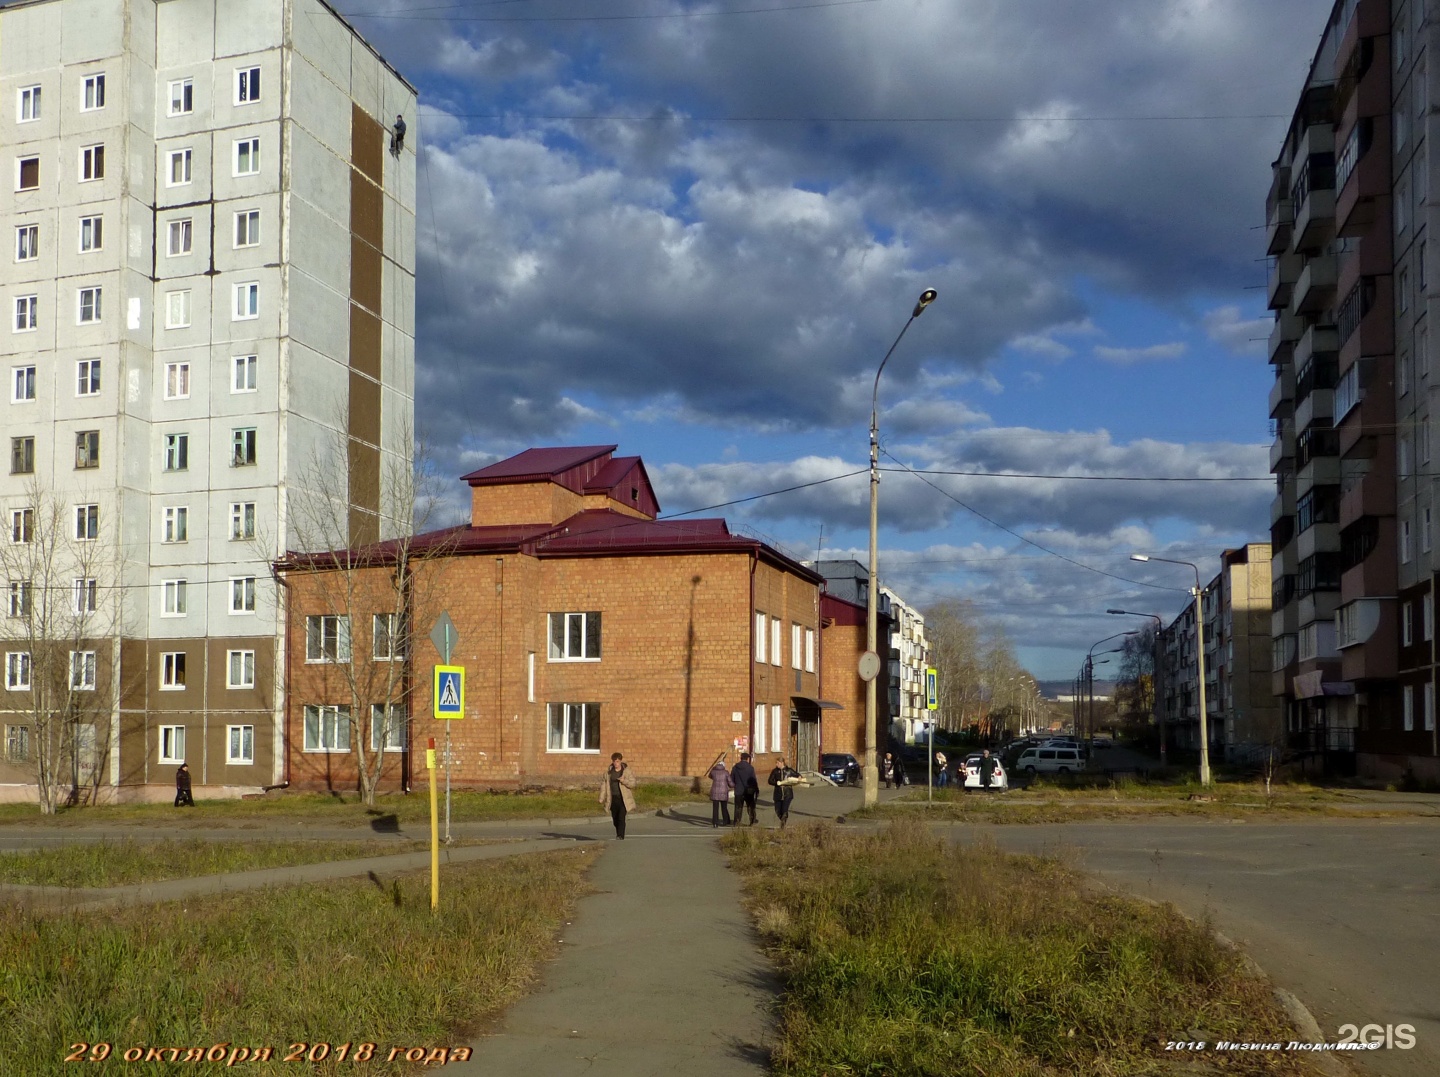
(820, 752), (862, 786)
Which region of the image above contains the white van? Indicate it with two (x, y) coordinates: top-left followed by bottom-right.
(1016, 747), (1083, 775)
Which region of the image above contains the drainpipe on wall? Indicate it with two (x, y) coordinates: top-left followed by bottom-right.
(749, 551), (757, 761)
(271, 567), (293, 794)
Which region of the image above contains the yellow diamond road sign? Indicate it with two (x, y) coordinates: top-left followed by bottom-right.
(434, 665), (465, 720)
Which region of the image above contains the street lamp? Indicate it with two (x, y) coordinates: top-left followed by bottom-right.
(863, 287), (938, 808)
(1131, 554), (1211, 786)
(1107, 609), (1165, 766)
(1085, 633), (1136, 750)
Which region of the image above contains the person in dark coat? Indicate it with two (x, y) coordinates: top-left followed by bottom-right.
(768, 758), (799, 828)
(881, 752), (895, 789)
(390, 114), (407, 155)
(731, 752), (760, 825)
(977, 749), (1000, 792)
(174, 763), (195, 807)
(892, 753), (907, 788)
(708, 758), (734, 827)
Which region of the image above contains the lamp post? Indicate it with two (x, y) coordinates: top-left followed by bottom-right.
(863, 288), (938, 808)
(1107, 609), (1164, 766)
(1084, 633), (1135, 750)
(1131, 554), (1211, 786)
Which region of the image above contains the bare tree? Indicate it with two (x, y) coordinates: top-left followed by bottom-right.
(276, 418), (456, 807)
(0, 480), (128, 813)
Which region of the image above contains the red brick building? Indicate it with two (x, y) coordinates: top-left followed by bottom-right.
(281, 446), (863, 791)
(818, 593), (893, 758)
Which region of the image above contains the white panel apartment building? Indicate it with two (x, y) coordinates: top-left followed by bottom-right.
(0, 0), (415, 800)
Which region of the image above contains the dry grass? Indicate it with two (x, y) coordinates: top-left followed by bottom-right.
(725, 819), (1330, 1076)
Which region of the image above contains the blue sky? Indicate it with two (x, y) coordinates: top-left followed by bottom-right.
(335, 0), (1327, 679)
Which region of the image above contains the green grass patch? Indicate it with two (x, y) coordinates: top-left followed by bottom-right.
(725, 819), (1326, 1076)
(0, 848), (597, 1075)
(0, 782), (698, 827)
(0, 838), (459, 888)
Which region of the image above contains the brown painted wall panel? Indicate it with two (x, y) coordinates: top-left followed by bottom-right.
(348, 437), (381, 546)
(348, 369), (382, 446)
(349, 305), (382, 381)
(351, 236), (383, 315)
(351, 171), (384, 248)
(352, 103), (385, 186)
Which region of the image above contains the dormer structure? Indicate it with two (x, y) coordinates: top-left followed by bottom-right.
(461, 445), (660, 527)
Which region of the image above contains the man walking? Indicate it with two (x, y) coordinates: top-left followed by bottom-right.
(977, 749), (999, 793)
(768, 757), (799, 829)
(731, 751), (760, 825)
(600, 752), (637, 838)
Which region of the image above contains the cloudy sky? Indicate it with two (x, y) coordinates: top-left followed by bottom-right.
(336, 0), (1327, 680)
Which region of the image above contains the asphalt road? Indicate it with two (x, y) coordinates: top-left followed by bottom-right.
(968, 820), (1440, 1077)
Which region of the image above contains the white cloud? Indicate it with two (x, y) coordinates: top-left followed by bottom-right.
(1203, 304), (1271, 356)
(1093, 342), (1187, 364)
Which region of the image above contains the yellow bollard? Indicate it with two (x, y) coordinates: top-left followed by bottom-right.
(427, 737), (439, 912)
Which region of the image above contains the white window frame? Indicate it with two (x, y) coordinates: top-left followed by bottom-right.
(14, 296), (37, 333)
(547, 611), (601, 661)
(164, 361), (191, 400)
(754, 703), (766, 750)
(7, 581), (32, 618)
(770, 616), (782, 666)
(168, 78), (193, 117)
(12, 364), (36, 400)
(79, 215), (102, 252)
(302, 704), (350, 753)
(227, 650), (256, 690)
(1403, 684), (1415, 732)
(373, 613), (402, 660)
(166, 148), (192, 187)
(545, 702), (600, 753)
(167, 218), (192, 257)
(162, 432), (189, 472)
(16, 156), (39, 192)
(229, 501), (256, 540)
(81, 74), (105, 112)
(17, 85), (40, 123)
(227, 724), (255, 765)
(232, 354), (257, 393)
(5, 651), (31, 691)
(159, 724), (186, 765)
(1425, 593), (1435, 643)
(160, 651), (186, 691)
(231, 427), (257, 466)
(1403, 602), (1414, 646)
(77, 286), (101, 325)
(1402, 518), (1414, 564)
(15, 224), (37, 262)
(370, 704), (405, 753)
(229, 576), (256, 615)
(161, 579), (187, 617)
(70, 650), (96, 691)
(72, 577), (97, 615)
(235, 66), (261, 105)
(161, 505), (188, 543)
(11, 435), (35, 475)
(77, 359), (100, 397)
(306, 615), (351, 663)
(164, 290), (191, 330)
(770, 703), (783, 753)
(79, 143), (104, 182)
(805, 627), (816, 674)
(791, 622), (802, 670)
(232, 281), (259, 320)
(74, 504), (98, 541)
(11, 509), (34, 544)
(233, 137), (260, 176)
(755, 613), (766, 663)
(75, 429), (99, 469)
(1427, 682), (1437, 733)
(235, 209), (260, 248)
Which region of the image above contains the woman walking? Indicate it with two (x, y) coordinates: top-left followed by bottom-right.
(708, 756), (734, 827)
(768, 757), (799, 829)
(599, 752), (637, 839)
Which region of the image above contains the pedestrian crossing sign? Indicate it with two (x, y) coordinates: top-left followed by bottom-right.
(434, 665), (465, 720)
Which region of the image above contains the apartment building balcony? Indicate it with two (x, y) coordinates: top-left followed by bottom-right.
(1269, 311), (1303, 364)
(1341, 616), (1397, 682)
(1341, 513), (1395, 595)
(1290, 146), (1336, 253)
(1296, 521), (1340, 563)
(1293, 254), (1337, 313)
(1293, 323), (1338, 373)
(1298, 587), (1342, 631)
(1295, 389), (1334, 436)
(1269, 252), (1304, 310)
(1339, 455), (1395, 528)
(1270, 426), (1296, 471)
(1271, 483), (1296, 527)
(1272, 600), (1299, 642)
(1337, 278), (1394, 368)
(1267, 194), (1294, 256)
(1333, 0), (1389, 87)
(1269, 366), (1296, 419)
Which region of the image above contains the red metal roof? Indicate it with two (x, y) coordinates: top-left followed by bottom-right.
(460, 445), (617, 487)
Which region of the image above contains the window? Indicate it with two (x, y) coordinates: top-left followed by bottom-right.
(6, 723), (30, 761)
(770, 617), (781, 666)
(1403, 602), (1414, 646)
(754, 703), (766, 750)
(81, 74), (105, 111)
(74, 430), (98, 469)
(227, 725), (254, 765)
(303, 705), (349, 752)
(306, 615), (350, 662)
(10, 437), (34, 475)
(17, 157), (39, 191)
(236, 66), (261, 104)
(167, 148), (192, 186)
(72, 578), (97, 614)
(229, 501), (256, 540)
(1426, 593), (1435, 643)
(548, 611), (600, 660)
(160, 725), (186, 764)
(78, 287), (101, 324)
(162, 506), (188, 543)
(546, 702), (600, 752)
(1428, 682), (1438, 733)
(11, 509), (34, 544)
(167, 219), (192, 256)
(168, 78), (193, 116)
(373, 613), (402, 659)
(1425, 506), (1434, 553)
(1424, 417), (1433, 465)
(227, 650), (256, 690)
(164, 362), (190, 400)
(163, 433), (189, 472)
(234, 138), (260, 176)
(161, 652), (186, 690)
(231, 428), (256, 466)
(1400, 436), (1412, 479)
(74, 504), (98, 541)
(18, 86), (40, 122)
(791, 623), (802, 670)
(370, 704), (405, 752)
(1421, 241), (1429, 294)
(805, 628), (815, 674)
(14, 297), (37, 333)
(230, 576), (256, 614)
(232, 354), (257, 393)
(12, 365), (35, 401)
(79, 144), (104, 181)
(70, 650), (96, 691)
(755, 613), (766, 662)
(771, 703), (783, 752)
(235, 210), (260, 247)
(1399, 267), (1410, 314)
(165, 290), (190, 329)
(79, 216), (102, 252)
(7, 581), (31, 618)
(15, 225), (37, 261)
(233, 282), (259, 320)
(1400, 350), (1414, 395)
(6, 652), (31, 691)
(161, 579), (187, 616)
(1402, 518), (1414, 563)
(77, 360), (100, 396)
(1404, 685), (1415, 732)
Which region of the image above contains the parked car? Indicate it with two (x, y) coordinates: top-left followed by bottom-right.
(1041, 737), (1089, 758)
(961, 753), (1008, 790)
(1016, 746), (1084, 775)
(820, 752), (862, 786)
